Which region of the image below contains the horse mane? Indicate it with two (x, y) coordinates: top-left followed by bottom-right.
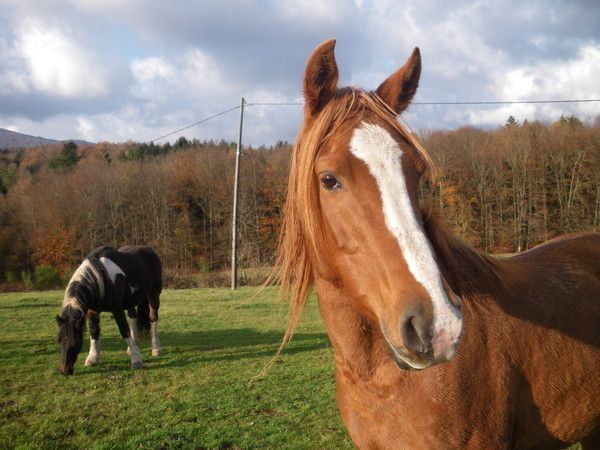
(420, 207), (505, 299)
(274, 89), (437, 355)
(63, 257), (106, 312)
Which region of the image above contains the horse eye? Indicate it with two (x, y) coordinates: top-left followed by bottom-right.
(320, 174), (342, 191)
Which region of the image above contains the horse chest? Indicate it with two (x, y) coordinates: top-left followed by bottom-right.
(337, 382), (513, 448)
(333, 352), (517, 449)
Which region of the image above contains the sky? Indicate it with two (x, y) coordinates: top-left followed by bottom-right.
(0, 0), (599, 145)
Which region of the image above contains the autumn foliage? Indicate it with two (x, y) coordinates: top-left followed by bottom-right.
(0, 117), (598, 289)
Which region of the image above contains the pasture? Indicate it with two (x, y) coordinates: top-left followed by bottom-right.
(0, 288), (352, 449)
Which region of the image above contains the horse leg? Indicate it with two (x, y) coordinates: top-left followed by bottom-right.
(113, 308), (143, 369)
(84, 312), (101, 366)
(148, 296), (161, 357)
(126, 307), (138, 354)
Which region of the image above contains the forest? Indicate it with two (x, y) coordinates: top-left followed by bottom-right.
(0, 115), (598, 290)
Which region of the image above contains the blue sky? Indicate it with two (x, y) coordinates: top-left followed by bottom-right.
(0, 0), (599, 145)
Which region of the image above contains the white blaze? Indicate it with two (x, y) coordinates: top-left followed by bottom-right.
(349, 122), (462, 358)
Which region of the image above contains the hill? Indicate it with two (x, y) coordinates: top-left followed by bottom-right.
(0, 128), (92, 150)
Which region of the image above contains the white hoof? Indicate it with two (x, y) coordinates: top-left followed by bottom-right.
(152, 348), (161, 357)
(84, 357), (98, 367)
(127, 347), (131, 355)
(131, 360), (143, 369)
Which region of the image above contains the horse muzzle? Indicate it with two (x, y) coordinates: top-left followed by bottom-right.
(381, 304), (462, 370)
(59, 364), (74, 375)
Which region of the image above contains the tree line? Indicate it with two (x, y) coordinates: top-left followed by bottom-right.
(0, 116), (598, 290)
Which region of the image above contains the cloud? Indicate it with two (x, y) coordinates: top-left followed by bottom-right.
(0, 1), (599, 144)
(130, 56), (176, 100)
(76, 116), (96, 141)
(500, 45), (600, 101)
(468, 44), (600, 126)
(14, 18), (109, 98)
(275, 0), (349, 24)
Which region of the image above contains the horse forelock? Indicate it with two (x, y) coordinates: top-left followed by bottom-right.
(57, 305), (85, 345)
(274, 89), (437, 355)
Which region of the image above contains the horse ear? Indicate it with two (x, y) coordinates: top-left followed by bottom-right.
(304, 39), (339, 117)
(56, 315), (64, 325)
(375, 47), (421, 114)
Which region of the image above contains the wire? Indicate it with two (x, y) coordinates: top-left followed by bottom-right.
(150, 105), (241, 142)
(150, 98), (600, 142)
(247, 99), (600, 106)
(245, 102), (303, 106)
(412, 99), (600, 105)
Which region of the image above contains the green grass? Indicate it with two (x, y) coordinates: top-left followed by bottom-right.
(0, 288), (353, 449)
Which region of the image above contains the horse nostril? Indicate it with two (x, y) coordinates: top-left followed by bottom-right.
(400, 313), (431, 355)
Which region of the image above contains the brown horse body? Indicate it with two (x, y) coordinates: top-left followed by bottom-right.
(278, 40), (600, 449)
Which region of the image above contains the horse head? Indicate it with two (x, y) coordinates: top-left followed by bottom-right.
(288, 40), (462, 370)
(56, 306), (85, 375)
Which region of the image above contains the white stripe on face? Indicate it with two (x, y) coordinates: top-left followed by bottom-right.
(349, 121), (462, 358)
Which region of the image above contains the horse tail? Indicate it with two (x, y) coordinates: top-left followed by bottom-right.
(137, 247), (162, 335)
(137, 298), (151, 335)
(148, 249), (163, 300)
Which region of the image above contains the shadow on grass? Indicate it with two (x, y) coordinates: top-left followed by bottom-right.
(74, 328), (330, 375)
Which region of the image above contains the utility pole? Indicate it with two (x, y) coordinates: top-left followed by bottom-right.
(231, 97), (245, 289)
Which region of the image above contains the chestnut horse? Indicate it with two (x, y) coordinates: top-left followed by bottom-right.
(276, 39), (600, 448)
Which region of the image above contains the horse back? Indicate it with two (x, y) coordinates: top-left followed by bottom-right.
(117, 246), (163, 297)
(507, 232), (600, 313)
(86, 245), (162, 300)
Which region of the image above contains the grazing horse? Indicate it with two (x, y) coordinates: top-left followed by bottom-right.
(276, 39), (600, 448)
(56, 246), (162, 375)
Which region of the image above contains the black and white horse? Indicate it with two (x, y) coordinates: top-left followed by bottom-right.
(56, 246), (162, 375)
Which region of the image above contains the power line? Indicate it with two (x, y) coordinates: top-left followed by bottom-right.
(412, 99), (600, 105)
(245, 102), (303, 106)
(247, 99), (600, 106)
(150, 105), (240, 142)
(150, 98), (600, 142)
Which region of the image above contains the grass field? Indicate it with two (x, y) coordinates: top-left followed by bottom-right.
(0, 288), (353, 449)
